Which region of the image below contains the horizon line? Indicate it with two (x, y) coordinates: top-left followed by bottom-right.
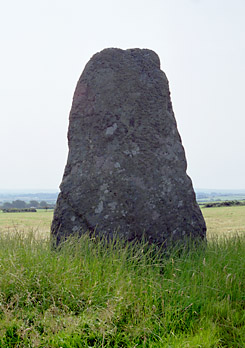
(1, 188), (245, 193)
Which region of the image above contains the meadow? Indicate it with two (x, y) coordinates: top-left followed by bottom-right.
(0, 207), (244, 347)
(0, 209), (52, 237)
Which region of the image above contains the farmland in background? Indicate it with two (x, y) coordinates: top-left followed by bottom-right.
(1, 206), (244, 240)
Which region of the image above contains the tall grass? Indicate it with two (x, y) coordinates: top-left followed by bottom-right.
(0, 231), (244, 347)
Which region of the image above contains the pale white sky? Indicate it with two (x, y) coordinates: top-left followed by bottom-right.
(0, 0), (244, 190)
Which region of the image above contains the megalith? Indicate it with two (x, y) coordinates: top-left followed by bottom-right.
(51, 48), (206, 246)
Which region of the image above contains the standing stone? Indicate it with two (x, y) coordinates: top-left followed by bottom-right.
(51, 48), (206, 246)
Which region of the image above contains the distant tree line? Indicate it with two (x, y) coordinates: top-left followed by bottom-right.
(204, 200), (245, 208)
(2, 208), (37, 213)
(0, 200), (55, 211)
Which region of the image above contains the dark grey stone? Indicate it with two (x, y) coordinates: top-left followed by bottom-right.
(51, 48), (206, 246)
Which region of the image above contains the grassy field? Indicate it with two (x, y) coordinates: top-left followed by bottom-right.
(0, 207), (244, 347)
(203, 205), (245, 238)
(1, 206), (245, 239)
(0, 209), (53, 237)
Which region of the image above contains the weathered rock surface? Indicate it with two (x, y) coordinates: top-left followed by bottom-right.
(51, 48), (206, 246)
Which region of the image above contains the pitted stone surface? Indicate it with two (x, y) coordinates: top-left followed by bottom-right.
(51, 48), (206, 245)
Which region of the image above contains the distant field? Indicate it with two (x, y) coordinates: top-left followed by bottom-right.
(202, 205), (245, 238)
(0, 206), (244, 239)
(0, 209), (53, 237)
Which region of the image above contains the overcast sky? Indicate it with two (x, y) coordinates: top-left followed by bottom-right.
(0, 0), (244, 191)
